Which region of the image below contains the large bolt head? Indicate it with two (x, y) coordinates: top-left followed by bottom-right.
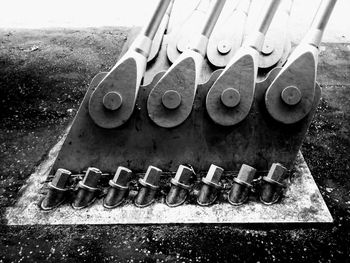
(203, 164), (224, 186)
(266, 163), (287, 183)
(221, 88), (240, 108)
(261, 43), (274, 55)
(281, 86), (302, 106)
(173, 165), (193, 186)
(217, 40), (232, 55)
(112, 166), (132, 187)
(82, 167), (102, 188)
(103, 91), (123, 111)
(235, 164), (256, 186)
(162, 90), (182, 110)
(51, 168), (71, 189)
(142, 166), (162, 188)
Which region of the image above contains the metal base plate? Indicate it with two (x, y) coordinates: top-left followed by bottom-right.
(5, 136), (333, 225)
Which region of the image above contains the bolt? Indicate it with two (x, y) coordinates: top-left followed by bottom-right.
(217, 40), (231, 54)
(261, 43), (274, 55)
(111, 166), (132, 188)
(172, 165), (193, 188)
(221, 88), (241, 108)
(104, 167), (132, 209)
(202, 164), (224, 187)
(141, 166), (162, 189)
(235, 164), (256, 186)
(162, 90), (182, 110)
(51, 168), (71, 189)
(267, 163), (286, 182)
(82, 167), (102, 188)
(228, 165), (256, 206)
(260, 163), (287, 205)
(265, 163), (287, 184)
(135, 166), (162, 207)
(281, 86), (302, 106)
(103, 91), (123, 111)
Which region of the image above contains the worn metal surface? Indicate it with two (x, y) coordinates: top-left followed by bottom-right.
(5, 138), (333, 224)
(49, 63), (320, 174)
(47, 0), (320, 174)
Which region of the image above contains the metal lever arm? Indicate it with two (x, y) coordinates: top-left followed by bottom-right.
(147, 0), (226, 128)
(206, 0), (281, 126)
(88, 0), (172, 129)
(265, 0), (337, 124)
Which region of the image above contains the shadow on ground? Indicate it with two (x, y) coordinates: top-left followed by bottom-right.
(0, 28), (349, 262)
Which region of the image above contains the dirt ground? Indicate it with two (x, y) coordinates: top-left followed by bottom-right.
(0, 28), (349, 262)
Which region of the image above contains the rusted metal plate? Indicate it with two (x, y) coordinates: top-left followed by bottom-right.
(5, 141), (333, 225)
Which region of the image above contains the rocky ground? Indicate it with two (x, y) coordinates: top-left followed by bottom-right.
(0, 28), (349, 262)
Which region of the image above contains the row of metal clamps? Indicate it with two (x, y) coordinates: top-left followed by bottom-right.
(40, 163), (288, 211)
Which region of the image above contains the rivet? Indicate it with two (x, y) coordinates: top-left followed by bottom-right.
(162, 90), (182, 110)
(103, 91), (123, 111)
(221, 88), (241, 108)
(281, 86), (302, 106)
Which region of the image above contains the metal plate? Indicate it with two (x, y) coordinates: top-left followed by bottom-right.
(5, 144), (333, 225)
(49, 64), (321, 174)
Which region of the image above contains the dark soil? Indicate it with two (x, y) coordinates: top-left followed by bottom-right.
(0, 28), (349, 262)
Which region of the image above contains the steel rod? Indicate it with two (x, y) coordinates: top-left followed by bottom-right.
(303, 0), (337, 47)
(244, 0), (281, 50)
(256, 0), (282, 35)
(310, 0), (337, 33)
(200, 0), (227, 38)
(143, 0), (172, 40)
